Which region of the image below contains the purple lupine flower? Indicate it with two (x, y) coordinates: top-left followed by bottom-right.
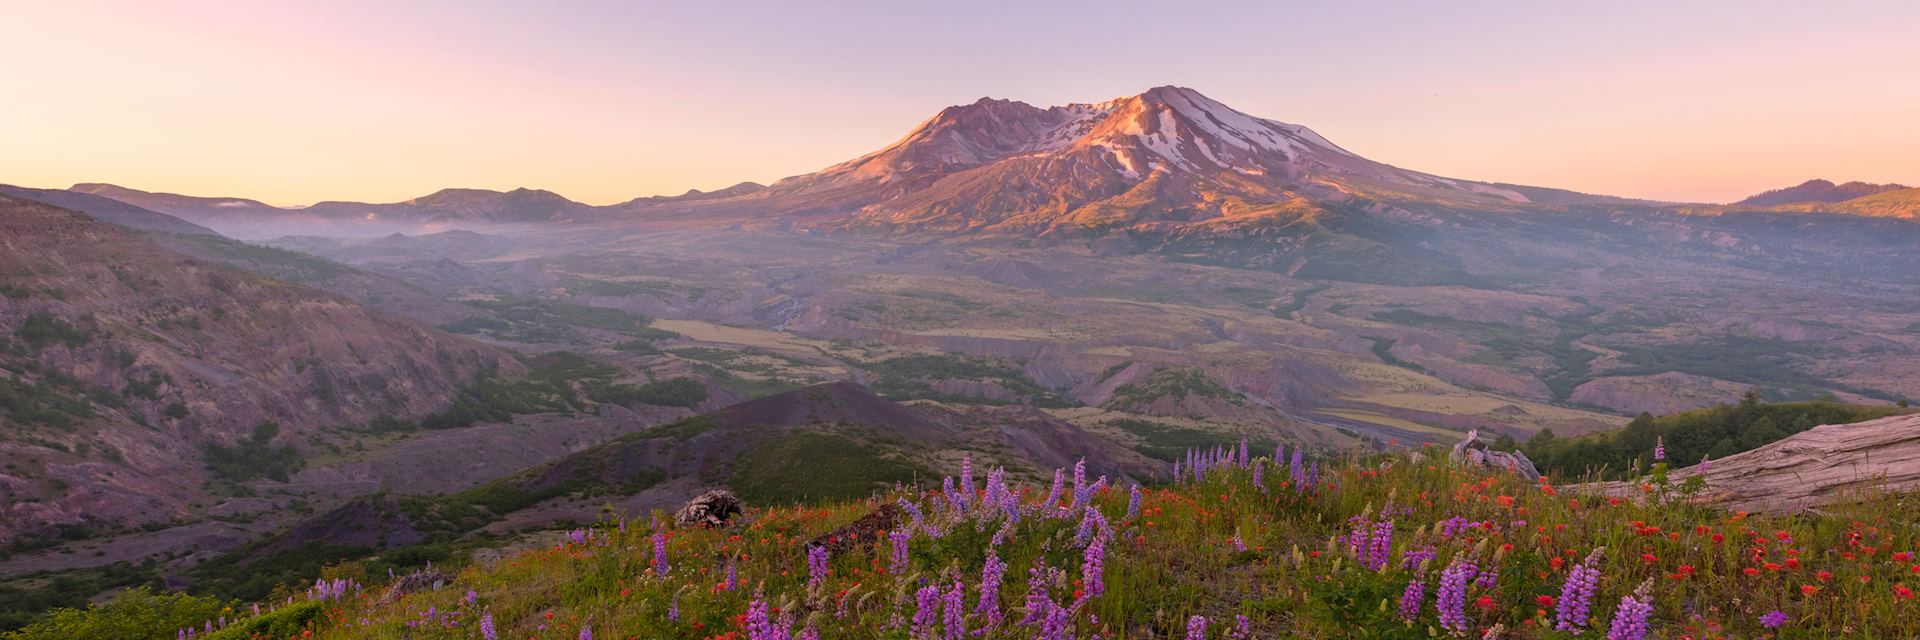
(1070, 459), (1089, 512)
(1398, 578), (1425, 622)
(960, 455), (975, 511)
(1289, 448), (1305, 485)
(1474, 566), (1499, 590)
(1019, 564), (1051, 625)
(1760, 610), (1788, 629)
(1193, 456), (1206, 483)
(977, 550), (1006, 629)
(889, 529), (911, 576)
(1606, 582), (1654, 640)
(1699, 454), (1710, 471)
(724, 559), (738, 591)
(942, 476), (960, 514)
(1252, 462), (1265, 491)
(1230, 615), (1251, 640)
(669, 591), (681, 621)
(1435, 556), (1478, 635)
(1231, 531), (1247, 552)
(1081, 533), (1107, 601)
(912, 585), (941, 639)
(1653, 436), (1666, 462)
(652, 532), (670, 576)
(1186, 615), (1208, 640)
(1076, 506), (1098, 544)
(1126, 484), (1143, 521)
(1367, 519), (1395, 571)
(1173, 460), (1183, 483)
(1037, 598), (1070, 640)
(579, 623), (592, 640)
(997, 471), (1021, 521)
(1043, 468), (1065, 512)
(480, 613), (497, 640)
(807, 545), (830, 590)
(898, 497), (925, 531)
(983, 466), (1004, 516)
(1401, 546), (1438, 570)
(1238, 438), (1249, 467)
(942, 580), (966, 640)
(796, 625), (819, 640)
(1555, 548), (1606, 632)
(747, 598), (776, 640)
(1346, 514), (1371, 558)
(1308, 460), (1320, 488)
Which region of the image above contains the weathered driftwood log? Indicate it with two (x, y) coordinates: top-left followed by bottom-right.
(1449, 429), (1542, 481)
(1584, 414), (1920, 514)
(674, 489), (745, 528)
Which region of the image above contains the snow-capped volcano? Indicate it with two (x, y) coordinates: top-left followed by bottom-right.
(621, 86), (1588, 232)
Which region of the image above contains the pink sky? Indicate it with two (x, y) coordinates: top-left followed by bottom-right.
(3, 1), (1916, 206)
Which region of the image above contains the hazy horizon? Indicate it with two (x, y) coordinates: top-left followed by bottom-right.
(5, 0), (1917, 207)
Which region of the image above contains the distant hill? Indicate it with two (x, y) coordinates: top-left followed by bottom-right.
(0, 194), (519, 543)
(1735, 178), (1906, 206)
(0, 184), (219, 236)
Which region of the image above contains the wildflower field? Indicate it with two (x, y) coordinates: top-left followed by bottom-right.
(23, 444), (1920, 640)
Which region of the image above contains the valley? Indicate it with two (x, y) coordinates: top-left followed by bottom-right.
(3, 86), (1918, 638)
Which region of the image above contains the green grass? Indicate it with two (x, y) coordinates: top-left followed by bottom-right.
(727, 432), (928, 504)
(36, 435), (1920, 638)
(864, 354), (1076, 407)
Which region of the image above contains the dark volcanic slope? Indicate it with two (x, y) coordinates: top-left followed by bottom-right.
(0, 195), (519, 541)
(289, 382), (1161, 548)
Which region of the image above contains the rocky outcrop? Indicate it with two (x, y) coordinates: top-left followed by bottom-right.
(1586, 414), (1920, 514)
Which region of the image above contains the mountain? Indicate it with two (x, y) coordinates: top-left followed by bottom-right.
(68, 183), (594, 236)
(612, 86), (1632, 234)
(2, 187), (486, 325)
(1735, 179), (1907, 206)
(0, 194), (519, 542)
(304, 187), (594, 224)
(69, 182), (279, 224)
(0, 185), (219, 236)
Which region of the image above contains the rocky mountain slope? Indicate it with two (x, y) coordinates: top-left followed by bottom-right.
(0, 195), (519, 542)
